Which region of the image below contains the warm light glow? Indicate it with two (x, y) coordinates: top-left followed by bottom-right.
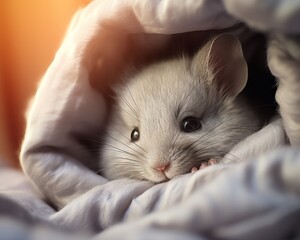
(0, 0), (90, 166)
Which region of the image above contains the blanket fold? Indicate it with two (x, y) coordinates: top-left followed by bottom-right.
(268, 34), (300, 145)
(2, 148), (300, 239)
(7, 0), (300, 239)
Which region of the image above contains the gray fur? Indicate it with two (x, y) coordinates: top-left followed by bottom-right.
(99, 35), (262, 183)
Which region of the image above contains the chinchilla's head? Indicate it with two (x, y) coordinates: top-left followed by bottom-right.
(99, 34), (260, 183)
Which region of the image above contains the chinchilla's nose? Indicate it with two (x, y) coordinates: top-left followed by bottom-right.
(152, 162), (170, 172)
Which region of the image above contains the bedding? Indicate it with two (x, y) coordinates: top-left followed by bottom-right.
(1, 0), (300, 239)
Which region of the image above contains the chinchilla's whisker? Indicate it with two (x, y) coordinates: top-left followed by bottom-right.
(81, 137), (101, 144)
(192, 148), (242, 163)
(220, 151), (242, 162)
(103, 156), (139, 163)
(184, 118), (231, 152)
(119, 94), (139, 119)
(102, 144), (140, 158)
(123, 78), (141, 113)
(101, 162), (144, 179)
(118, 104), (139, 120)
(172, 131), (181, 147)
(187, 118), (259, 153)
(106, 134), (145, 158)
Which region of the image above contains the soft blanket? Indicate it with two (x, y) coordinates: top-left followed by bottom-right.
(1, 0), (300, 239)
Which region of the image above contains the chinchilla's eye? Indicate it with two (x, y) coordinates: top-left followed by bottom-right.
(181, 117), (202, 133)
(130, 127), (140, 142)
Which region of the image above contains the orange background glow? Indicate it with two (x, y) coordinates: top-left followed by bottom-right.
(0, 0), (90, 167)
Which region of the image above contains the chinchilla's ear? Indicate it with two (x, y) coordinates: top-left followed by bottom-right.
(193, 34), (248, 99)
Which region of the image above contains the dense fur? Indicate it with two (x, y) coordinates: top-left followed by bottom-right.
(99, 35), (262, 183)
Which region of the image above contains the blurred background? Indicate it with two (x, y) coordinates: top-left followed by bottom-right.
(0, 0), (90, 167)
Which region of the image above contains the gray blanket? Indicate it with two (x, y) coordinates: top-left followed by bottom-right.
(1, 148), (300, 239)
(1, 0), (300, 239)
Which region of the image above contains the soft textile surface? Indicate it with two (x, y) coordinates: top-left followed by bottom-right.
(1, 0), (300, 239)
(1, 148), (300, 239)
